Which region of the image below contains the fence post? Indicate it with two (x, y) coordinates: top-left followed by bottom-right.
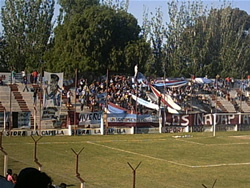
(0, 131), (8, 176)
(127, 161), (142, 188)
(31, 135), (43, 170)
(71, 147), (85, 188)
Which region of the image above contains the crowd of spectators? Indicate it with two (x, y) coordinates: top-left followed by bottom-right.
(73, 75), (140, 112)
(72, 75), (198, 113)
(2, 69), (250, 113)
(69, 74), (250, 113)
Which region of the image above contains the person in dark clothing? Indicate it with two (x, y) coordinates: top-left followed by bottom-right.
(23, 76), (29, 92)
(14, 167), (53, 188)
(0, 78), (3, 85)
(59, 183), (67, 188)
(33, 89), (38, 105)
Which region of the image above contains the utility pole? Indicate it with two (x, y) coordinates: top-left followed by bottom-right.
(104, 69), (109, 135)
(39, 67), (43, 132)
(74, 69), (78, 135)
(213, 75), (220, 137)
(9, 69), (12, 133)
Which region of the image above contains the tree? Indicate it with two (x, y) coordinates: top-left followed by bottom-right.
(124, 39), (151, 74)
(45, 3), (149, 78)
(162, 0), (250, 78)
(163, 0), (209, 78)
(0, 35), (8, 71)
(142, 7), (166, 77)
(1, 0), (55, 72)
(101, 0), (129, 12)
(216, 7), (250, 78)
(57, 0), (99, 23)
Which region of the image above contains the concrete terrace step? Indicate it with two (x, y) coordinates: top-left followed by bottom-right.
(238, 101), (250, 113)
(219, 99), (236, 113)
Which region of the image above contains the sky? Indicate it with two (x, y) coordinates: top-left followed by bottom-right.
(127, 0), (250, 26)
(0, 0), (250, 31)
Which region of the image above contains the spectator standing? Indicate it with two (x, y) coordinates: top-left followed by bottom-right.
(21, 70), (26, 83)
(12, 173), (18, 184)
(79, 79), (85, 90)
(33, 89), (38, 105)
(67, 90), (73, 107)
(231, 77), (235, 88)
(6, 169), (13, 182)
(32, 70), (38, 84)
(0, 78), (3, 85)
(80, 90), (85, 111)
(11, 69), (16, 84)
(23, 76), (29, 92)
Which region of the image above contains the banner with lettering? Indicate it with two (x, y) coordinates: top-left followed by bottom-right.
(0, 112), (9, 127)
(68, 111), (159, 127)
(18, 112), (31, 127)
(68, 111), (250, 127)
(107, 113), (159, 127)
(163, 113), (250, 126)
(79, 112), (102, 125)
(107, 114), (158, 123)
(68, 111), (102, 126)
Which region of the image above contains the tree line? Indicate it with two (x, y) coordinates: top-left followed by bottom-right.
(0, 0), (249, 79)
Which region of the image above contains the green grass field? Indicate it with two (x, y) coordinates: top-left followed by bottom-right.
(1, 131), (250, 188)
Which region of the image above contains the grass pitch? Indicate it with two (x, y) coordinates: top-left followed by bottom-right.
(1, 131), (250, 188)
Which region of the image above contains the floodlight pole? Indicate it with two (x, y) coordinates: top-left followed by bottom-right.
(39, 67), (43, 132)
(71, 147), (85, 188)
(104, 69), (109, 135)
(127, 161), (142, 188)
(0, 131), (8, 177)
(31, 135), (43, 170)
(213, 75), (219, 137)
(3, 110), (6, 131)
(213, 112), (216, 137)
(34, 106), (37, 131)
(74, 69), (78, 135)
(9, 71), (12, 133)
(162, 60), (167, 134)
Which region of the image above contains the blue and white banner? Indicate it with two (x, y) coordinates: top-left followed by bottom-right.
(0, 112), (9, 127)
(42, 71), (64, 120)
(131, 94), (159, 110)
(18, 112), (31, 128)
(108, 113), (158, 123)
(153, 80), (187, 88)
(107, 102), (130, 114)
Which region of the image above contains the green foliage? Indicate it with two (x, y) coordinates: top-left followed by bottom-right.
(157, 0), (250, 79)
(1, 0), (55, 72)
(0, 36), (8, 71)
(45, 3), (149, 78)
(58, 0), (99, 24)
(1, 0), (249, 79)
(101, 0), (129, 12)
(144, 7), (166, 77)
